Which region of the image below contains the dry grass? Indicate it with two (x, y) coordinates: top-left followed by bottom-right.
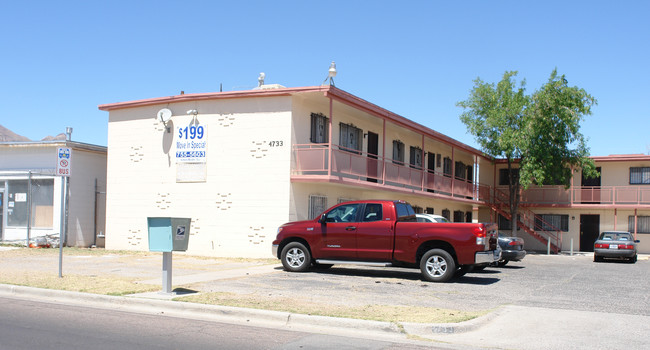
(0, 270), (159, 296)
(177, 292), (486, 323)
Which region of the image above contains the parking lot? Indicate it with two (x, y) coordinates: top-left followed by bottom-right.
(194, 253), (650, 316)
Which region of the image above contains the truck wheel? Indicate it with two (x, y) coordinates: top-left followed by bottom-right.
(281, 242), (311, 272)
(420, 249), (456, 282)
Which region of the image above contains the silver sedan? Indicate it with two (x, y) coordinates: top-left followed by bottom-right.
(594, 231), (639, 263)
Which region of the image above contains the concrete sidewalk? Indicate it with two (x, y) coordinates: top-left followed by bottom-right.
(1, 283), (648, 350)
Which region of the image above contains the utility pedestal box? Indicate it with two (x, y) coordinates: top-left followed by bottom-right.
(146, 217), (191, 294)
(147, 217), (191, 252)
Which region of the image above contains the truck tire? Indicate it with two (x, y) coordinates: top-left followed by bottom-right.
(281, 242), (311, 272)
(420, 249), (456, 282)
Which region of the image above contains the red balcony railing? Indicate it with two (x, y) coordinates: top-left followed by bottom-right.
(293, 144), (650, 208)
(292, 144), (482, 201)
(497, 185), (650, 206)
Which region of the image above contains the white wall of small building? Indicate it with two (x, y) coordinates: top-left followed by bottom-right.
(0, 144), (105, 246)
(67, 149), (107, 247)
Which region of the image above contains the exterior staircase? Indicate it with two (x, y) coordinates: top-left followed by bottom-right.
(490, 188), (562, 253)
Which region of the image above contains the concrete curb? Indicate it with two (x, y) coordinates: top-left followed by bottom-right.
(0, 283), (493, 340)
(403, 307), (504, 335)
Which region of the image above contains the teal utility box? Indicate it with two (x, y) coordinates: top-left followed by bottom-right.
(147, 217), (191, 252)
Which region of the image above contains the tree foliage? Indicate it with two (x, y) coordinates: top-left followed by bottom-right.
(457, 69), (598, 235)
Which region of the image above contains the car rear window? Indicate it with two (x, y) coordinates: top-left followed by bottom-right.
(599, 232), (633, 241)
(395, 203), (415, 220)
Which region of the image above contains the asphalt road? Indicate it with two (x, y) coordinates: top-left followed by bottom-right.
(195, 253), (650, 316)
(0, 297), (450, 350)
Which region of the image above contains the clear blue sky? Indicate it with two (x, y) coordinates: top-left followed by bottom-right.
(1, 0), (648, 157)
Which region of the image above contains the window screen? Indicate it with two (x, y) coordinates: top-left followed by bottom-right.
(630, 167), (650, 185)
(628, 216), (650, 233)
(535, 214), (569, 232)
(308, 195), (328, 220)
(339, 123), (362, 152)
(409, 147), (422, 169)
(310, 113), (329, 143)
(392, 141), (404, 165)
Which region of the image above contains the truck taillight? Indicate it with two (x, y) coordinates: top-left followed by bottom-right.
(472, 226), (486, 245)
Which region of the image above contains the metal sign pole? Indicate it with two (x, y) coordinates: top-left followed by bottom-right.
(162, 251), (173, 294)
(58, 177), (65, 278)
(56, 146), (71, 278)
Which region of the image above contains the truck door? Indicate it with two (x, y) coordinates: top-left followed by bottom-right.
(319, 203), (360, 259)
(356, 203), (394, 261)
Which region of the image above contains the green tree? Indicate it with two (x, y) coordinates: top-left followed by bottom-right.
(457, 70), (598, 236)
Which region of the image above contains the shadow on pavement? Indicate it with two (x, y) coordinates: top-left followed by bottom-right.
(172, 288), (199, 296)
(302, 266), (502, 285)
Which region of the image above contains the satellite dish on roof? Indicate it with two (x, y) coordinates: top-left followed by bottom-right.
(157, 108), (172, 123)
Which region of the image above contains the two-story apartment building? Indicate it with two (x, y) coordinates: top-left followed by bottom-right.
(494, 155), (650, 253)
(98, 84), (649, 257)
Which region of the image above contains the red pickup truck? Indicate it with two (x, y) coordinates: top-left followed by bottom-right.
(272, 200), (501, 282)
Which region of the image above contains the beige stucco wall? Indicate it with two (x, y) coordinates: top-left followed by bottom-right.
(105, 96), (292, 258)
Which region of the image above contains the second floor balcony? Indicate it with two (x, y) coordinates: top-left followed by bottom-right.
(292, 144), (650, 208)
(499, 185), (650, 207)
(291, 144), (486, 203)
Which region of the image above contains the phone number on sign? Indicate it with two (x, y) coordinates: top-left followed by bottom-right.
(176, 151), (206, 158)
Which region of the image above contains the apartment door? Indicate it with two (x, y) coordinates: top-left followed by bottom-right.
(366, 132), (379, 183)
(581, 167), (602, 204)
(426, 153), (435, 193)
(580, 214), (600, 252)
